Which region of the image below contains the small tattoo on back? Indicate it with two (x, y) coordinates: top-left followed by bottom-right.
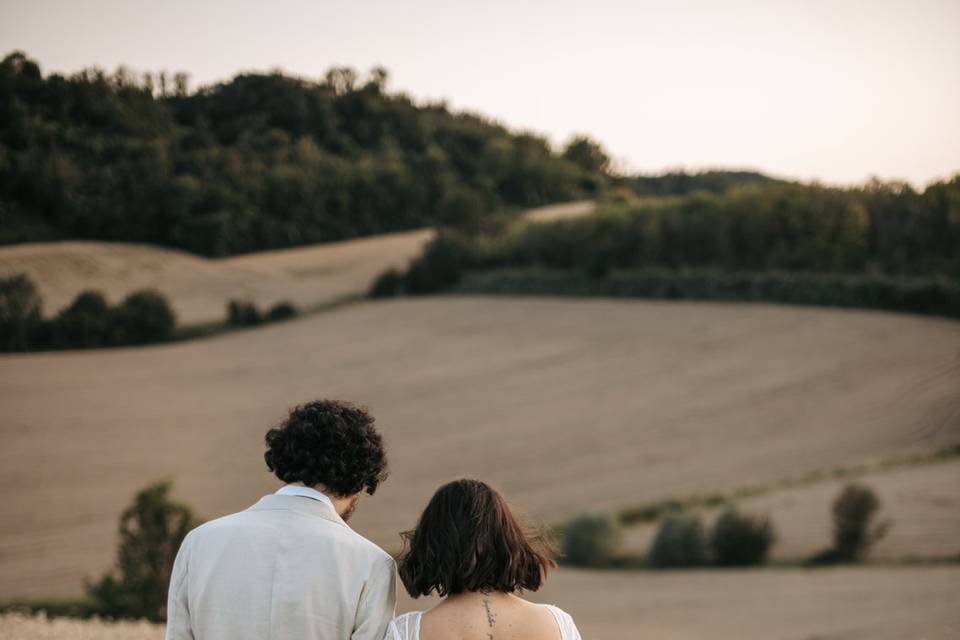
(483, 597), (497, 640)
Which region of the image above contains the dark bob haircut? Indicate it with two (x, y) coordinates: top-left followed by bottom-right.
(398, 479), (557, 597)
(264, 400), (387, 497)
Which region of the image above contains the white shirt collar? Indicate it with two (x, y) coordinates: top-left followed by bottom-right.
(274, 484), (335, 511)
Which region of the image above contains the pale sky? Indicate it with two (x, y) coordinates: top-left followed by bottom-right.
(2, 0), (959, 187)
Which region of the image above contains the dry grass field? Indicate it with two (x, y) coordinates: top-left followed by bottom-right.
(2, 296), (958, 604)
(3, 566), (957, 640)
(0, 202), (594, 324)
(0, 612), (164, 640)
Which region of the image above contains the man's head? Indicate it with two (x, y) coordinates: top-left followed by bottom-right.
(264, 400), (388, 520)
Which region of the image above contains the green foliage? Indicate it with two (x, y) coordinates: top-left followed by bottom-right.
(562, 513), (623, 567)
(0, 273), (43, 351)
(227, 300), (263, 327)
(830, 483), (891, 562)
(623, 170), (782, 197)
(51, 290), (112, 348)
(266, 301), (297, 321)
(0, 51), (599, 256)
(647, 512), (708, 568)
(110, 290), (177, 345)
(383, 177), (960, 316)
(403, 232), (475, 294)
(227, 299), (297, 326)
(709, 507), (776, 566)
(86, 481), (201, 622)
(369, 268), (404, 298)
(0, 277), (178, 351)
(452, 268), (960, 318)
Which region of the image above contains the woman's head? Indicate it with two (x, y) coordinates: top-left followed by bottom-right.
(397, 478), (557, 598)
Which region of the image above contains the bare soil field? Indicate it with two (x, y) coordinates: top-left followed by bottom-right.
(1, 296), (958, 601)
(4, 566), (955, 640)
(0, 202), (594, 324)
(527, 565), (960, 639)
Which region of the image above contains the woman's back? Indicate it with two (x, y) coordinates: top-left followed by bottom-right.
(387, 592), (581, 640)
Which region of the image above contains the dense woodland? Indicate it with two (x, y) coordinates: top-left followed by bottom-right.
(377, 178), (960, 317)
(0, 51), (609, 255)
(0, 51), (796, 256)
(3, 49), (958, 318)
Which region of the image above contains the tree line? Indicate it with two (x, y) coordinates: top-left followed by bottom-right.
(0, 51), (608, 256)
(372, 177), (960, 317)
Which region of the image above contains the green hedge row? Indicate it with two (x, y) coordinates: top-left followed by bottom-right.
(452, 268), (960, 318)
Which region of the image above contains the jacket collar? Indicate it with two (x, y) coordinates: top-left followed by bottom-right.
(247, 493), (349, 528)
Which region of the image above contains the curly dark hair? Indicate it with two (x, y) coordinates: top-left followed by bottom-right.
(398, 479), (557, 597)
(264, 400), (388, 497)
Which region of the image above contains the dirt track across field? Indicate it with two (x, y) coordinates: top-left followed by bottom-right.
(0, 202), (594, 324)
(1, 296), (958, 600)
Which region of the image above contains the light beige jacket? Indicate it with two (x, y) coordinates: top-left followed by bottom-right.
(165, 494), (397, 640)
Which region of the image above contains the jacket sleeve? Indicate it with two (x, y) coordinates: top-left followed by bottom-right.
(164, 532), (195, 640)
(352, 554), (397, 640)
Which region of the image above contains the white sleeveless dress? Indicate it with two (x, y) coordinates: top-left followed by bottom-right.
(385, 603), (582, 640)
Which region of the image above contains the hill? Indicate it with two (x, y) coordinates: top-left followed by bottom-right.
(1, 296), (957, 599)
(0, 201), (592, 324)
(0, 51), (605, 256)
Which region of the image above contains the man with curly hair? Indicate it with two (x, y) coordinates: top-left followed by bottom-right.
(165, 400), (395, 640)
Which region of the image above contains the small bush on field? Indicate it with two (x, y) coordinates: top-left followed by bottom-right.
(87, 481), (201, 622)
(110, 290), (176, 345)
(369, 268), (404, 298)
(809, 483), (891, 564)
(709, 507), (776, 566)
(562, 513), (623, 567)
(1, 276), (178, 351)
(227, 299), (263, 327)
(51, 290), (113, 348)
(266, 301), (297, 321)
(403, 232), (475, 294)
(647, 512), (708, 568)
(0, 273), (44, 351)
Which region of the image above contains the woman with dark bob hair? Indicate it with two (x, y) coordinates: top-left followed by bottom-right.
(386, 479), (582, 640)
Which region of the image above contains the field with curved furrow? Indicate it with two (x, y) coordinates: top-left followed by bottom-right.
(2, 296), (958, 606)
(0, 202), (594, 325)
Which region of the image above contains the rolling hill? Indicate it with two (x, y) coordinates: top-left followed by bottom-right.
(1, 296), (957, 601)
(0, 202), (593, 324)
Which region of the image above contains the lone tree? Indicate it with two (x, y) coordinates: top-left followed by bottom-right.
(0, 273), (43, 351)
(831, 483), (891, 561)
(647, 512), (708, 568)
(110, 289), (176, 345)
(87, 481), (201, 621)
(562, 512), (623, 567)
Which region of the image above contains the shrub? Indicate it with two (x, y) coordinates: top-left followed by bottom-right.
(51, 291), (113, 348)
(562, 513), (623, 567)
(647, 512), (708, 568)
(266, 301), (297, 321)
(86, 481), (201, 622)
(226, 299), (262, 327)
(452, 268), (960, 319)
(403, 232), (474, 294)
(369, 268), (404, 298)
(0, 273), (44, 351)
(709, 507), (776, 566)
(111, 290), (176, 345)
(830, 483), (891, 562)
